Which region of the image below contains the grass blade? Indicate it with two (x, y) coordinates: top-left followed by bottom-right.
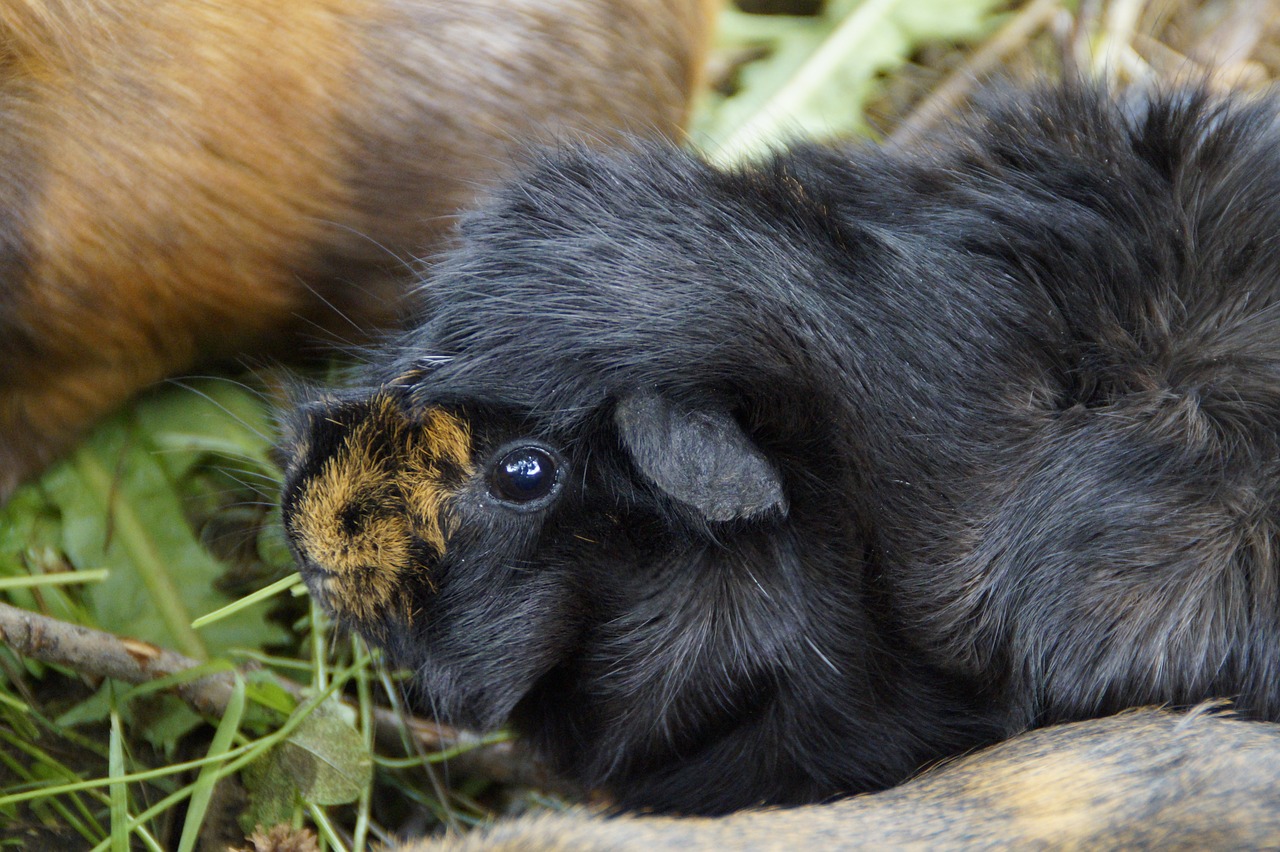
(109, 701), (129, 852)
(191, 572), (303, 629)
(178, 673), (247, 852)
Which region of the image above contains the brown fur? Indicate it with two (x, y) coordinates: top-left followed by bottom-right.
(287, 397), (473, 626)
(0, 0), (714, 496)
(410, 709), (1280, 850)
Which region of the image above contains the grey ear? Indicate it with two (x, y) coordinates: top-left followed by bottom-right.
(613, 392), (787, 523)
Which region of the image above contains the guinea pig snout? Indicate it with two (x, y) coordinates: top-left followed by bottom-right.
(282, 394), (475, 624)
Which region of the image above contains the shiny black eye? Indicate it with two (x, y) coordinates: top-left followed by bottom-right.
(489, 446), (560, 505)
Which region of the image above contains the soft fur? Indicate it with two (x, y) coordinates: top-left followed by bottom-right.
(283, 82), (1280, 814)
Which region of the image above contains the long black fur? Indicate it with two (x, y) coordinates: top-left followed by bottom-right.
(283, 82), (1280, 815)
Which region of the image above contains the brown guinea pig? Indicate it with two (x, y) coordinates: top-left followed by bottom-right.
(410, 709), (1280, 851)
(0, 0), (714, 498)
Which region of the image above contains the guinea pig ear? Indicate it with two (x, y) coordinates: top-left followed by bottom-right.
(613, 392), (787, 523)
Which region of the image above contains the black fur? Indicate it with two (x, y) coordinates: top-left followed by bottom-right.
(283, 83), (1280, 815)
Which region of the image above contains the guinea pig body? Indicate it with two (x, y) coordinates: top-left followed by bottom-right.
(282, 83), (1280, 814)
(0, 0), (713, 497)
(411, 709), (1280, 850)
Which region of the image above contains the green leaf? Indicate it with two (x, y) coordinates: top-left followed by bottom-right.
(243, 671), (299, 718)
(243, 698), (372, 828)
(278, 699), (372, 805)
(42, 424), (199, 659)
(33, 403), (286, 660)
(695, 0), (1003, 163)
(55, 682), (204, 757)
(54, 683), (115, 729)
(0, 488), (86, 623)
(135, 379), (280, 478)
(134, 697), (206, 758)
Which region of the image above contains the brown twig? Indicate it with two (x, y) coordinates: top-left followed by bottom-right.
(0, 600), (562, 792)
(887, 0), (1063, 149)
(0, 600), (237, 714)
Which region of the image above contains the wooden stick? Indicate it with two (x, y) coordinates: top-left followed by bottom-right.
(0, 600), (563, 791)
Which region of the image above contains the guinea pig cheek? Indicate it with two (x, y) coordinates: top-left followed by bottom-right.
(287, 404), (476, 628)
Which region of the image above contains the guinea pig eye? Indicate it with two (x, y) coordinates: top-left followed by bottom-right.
(489, 445), (560, 506)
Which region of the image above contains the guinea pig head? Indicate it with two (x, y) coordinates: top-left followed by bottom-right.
(280, 381), (797, 743)
(275, 141), (1018, 813)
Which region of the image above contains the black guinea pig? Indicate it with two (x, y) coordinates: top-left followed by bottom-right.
(281, 81), (1280, 815)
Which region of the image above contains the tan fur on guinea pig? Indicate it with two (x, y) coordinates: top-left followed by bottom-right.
(405, 709), (1280, 851)
(0, 0), (715, 498)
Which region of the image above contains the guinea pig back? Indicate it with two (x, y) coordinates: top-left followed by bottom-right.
(282, 83), (1280, 815)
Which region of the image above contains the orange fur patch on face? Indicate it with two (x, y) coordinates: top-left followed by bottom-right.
(401, 408), (475, 556)
(288, 394), (474, 624)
